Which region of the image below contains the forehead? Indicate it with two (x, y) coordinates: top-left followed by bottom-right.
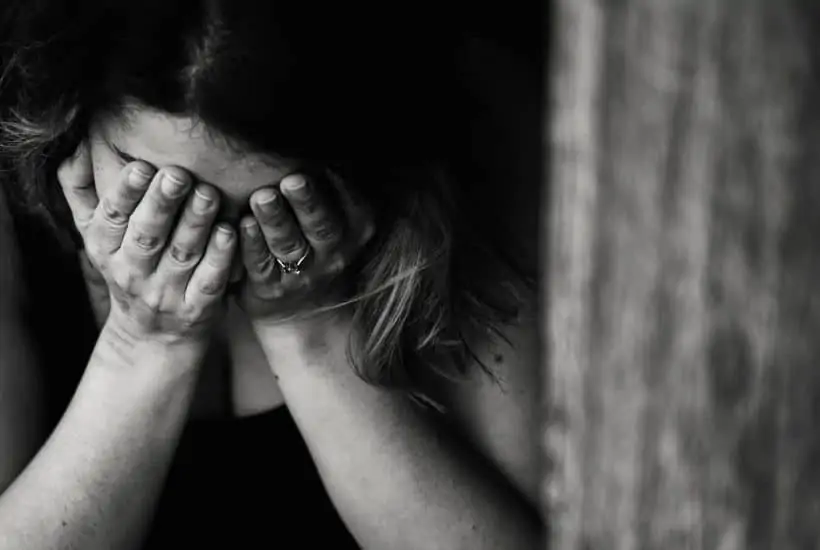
(97, 102), (301, 206)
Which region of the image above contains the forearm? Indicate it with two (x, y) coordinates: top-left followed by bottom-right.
(0, 321), (204, 550)
(254, 319), (542, 550)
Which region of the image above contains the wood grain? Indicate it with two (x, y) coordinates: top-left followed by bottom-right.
(544, 1), (820, 548)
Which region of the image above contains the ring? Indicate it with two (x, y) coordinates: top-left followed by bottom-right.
(275, 247), (311, 275)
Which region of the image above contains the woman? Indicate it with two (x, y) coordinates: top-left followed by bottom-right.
(0, 1), (542, 548)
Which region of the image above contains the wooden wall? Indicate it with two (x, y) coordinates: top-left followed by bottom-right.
(544, 1), (820, 548)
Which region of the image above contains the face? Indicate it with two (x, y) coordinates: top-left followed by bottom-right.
(88, 100), (304, 226)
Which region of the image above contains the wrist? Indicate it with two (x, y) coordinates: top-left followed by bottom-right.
(96, 318), (209, 375)
(251, 312), (354, 370)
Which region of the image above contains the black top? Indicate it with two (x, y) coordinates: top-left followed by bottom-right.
(10, 201), (359, 549)
(145, 407), (359, 549)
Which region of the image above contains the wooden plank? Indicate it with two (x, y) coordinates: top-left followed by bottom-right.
(544, 1), (819, 548)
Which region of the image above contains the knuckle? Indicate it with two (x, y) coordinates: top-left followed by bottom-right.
(198, 277), (225, 296)
(275, 239), (304, 255)
(176, 303), (200, 322)
(295, 196), (319, 214)
(168, 243), (198, 265)
(132, 229), (162, 252)
(247, 268), (269, 285)
(100, 198), (130, 226)
(177, 313), (205, 332)
(310, 221), (340, 242)
(264, 233), (288, 249)
(270, 217), (292, 230)
(253, 255), (277, 276)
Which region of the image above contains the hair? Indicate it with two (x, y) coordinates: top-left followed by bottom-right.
(0, 0), (535, 403)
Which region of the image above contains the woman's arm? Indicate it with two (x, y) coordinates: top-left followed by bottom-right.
(0, 323), (204, 550)
(0, 224), (183, 550)
(252, 315), (543, 550)
(228, 157), (542, 547)
(0, 144), (238, 550)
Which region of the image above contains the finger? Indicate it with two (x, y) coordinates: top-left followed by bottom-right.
(154, 183), (220, 287)
(86, 161), (157, 257)
(185, 223), (236, 307)
(325, 168), (375, 247)
(120, 167), (193, 274)
(279, 173), (344, 255)
(239, 216), (279, 285)
(56, 141), (97, 237)
(249, 187), (310, 265)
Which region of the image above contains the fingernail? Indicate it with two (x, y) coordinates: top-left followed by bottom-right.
(215, 225), (234, 248)
(129, 164), (153, 187)
(193, 187), (214, 214)
(161, 172), (189, 197)
(281, 174), (308, 197)
(242, 219), (259, 237)
(255, 188), (279, 209)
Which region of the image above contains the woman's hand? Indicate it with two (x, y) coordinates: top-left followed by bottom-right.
(234, 170), (374, 327)
(57, 142), (236, 347)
